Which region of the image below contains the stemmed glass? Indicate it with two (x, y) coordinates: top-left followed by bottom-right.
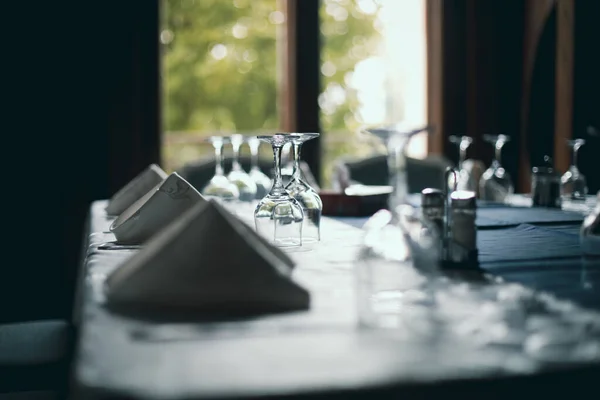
(479, 134), (514, 202)
(254, 134), (304, 247)
(448, 135), (475, 191)
(201, 136), (240, 202)
(247, 136), (272, 199)
(226, 134), (258, 203)
(356, 124), (439, 329)
(561, 139), (588, 201)
(285, 133), (322, 243)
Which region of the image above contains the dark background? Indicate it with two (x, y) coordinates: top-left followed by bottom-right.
(1, 0), (598, 323)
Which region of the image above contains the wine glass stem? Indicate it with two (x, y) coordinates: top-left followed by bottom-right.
(232, 143), (242, 171)
(495, 142), (503, 164)
(292, 143), (302, 180)
(249, 142), (259, 170)
(214, 143), (224, 176)
(270, 145), (286, 196)
(387, 138), (408, 208)
(572, 147), (578, 168)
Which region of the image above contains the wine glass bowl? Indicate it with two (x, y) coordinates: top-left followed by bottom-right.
(479, 134), (514, 202)
(285, 133), (322, 243)
(561, 139), (588, 201)
(254, 134), (304, 248)
(201, 136), (240, 202)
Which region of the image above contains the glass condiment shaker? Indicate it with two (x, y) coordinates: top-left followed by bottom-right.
(443, 190), (478, 268)
(531, 156), (562, 208)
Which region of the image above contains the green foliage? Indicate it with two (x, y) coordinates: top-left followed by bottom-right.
(162, 0), (382, 184)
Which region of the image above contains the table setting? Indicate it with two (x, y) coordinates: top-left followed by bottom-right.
(71, 128), (600, 399)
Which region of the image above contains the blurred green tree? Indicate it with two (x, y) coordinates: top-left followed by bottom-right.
(162, 0), (381, 183)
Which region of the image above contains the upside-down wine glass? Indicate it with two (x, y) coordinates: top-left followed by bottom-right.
(356, 124), (440, 329)
(201, 136), (240, 202)
(247, 136), (272, 199)
(561, 138), (588, 201)
(227, 134), (257, 203)
(449, 135), (475, 191)
(479, 134), (514, 202)
(285, 133), (322, 243)
(254, 134), (304, 247)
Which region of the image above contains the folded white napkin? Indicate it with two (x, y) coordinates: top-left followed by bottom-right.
(110, 172), (206, 244)
(104, 199), (309, 316)
(106, 164), (168, 216)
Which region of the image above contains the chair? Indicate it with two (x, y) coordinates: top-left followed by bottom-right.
(0, 320), (72, 397)
(332, 154), (454, 193)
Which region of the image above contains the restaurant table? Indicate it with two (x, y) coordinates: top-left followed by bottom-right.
(71, 197), (600, 400)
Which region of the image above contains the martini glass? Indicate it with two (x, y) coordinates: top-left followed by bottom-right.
(247, 136), (272, 199)
(254, 134), (304, 247)
(201, 136), (239, 202)
(285, 133), (322, 243)
(479, 134), (514, 202)
(561, 139), (588, 201)
(226, 134), (257, 202)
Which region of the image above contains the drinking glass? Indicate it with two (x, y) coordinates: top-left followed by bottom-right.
(449, 135), (476, 192)
(226, 134), (257, 202)
(247, 136), (272, 199)
(254, 134), (304, 247)
(561, 139), (588, 201)
(479, 134), (514, 202)
(356, 124), (439, 329)
(285, 133), (322, 243)
(201, 136), (240, 202)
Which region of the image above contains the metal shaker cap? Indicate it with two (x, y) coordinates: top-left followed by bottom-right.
(421, 188), (445, 208)
(450, 190), (477, 209)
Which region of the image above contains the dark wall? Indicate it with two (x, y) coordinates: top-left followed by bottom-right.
(2, 1), (159, 322)
(573, 0), (600, 194)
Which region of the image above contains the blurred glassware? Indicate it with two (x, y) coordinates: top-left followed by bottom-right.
(247, 136), (272, 199)
(356, 124), (440, 329)
(449, 135), (479, 193)
(285, 133), (322, 243)
(561, 138), (588, 201)
(254, 134), (304, 248)
(227, 134), (258, 202)
(479, 134), (514, 202)
(201, 136), (240, 202)
(580, 191), (600, 257)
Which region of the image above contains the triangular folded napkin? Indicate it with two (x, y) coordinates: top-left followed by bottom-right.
(106, 164), (168, 216)
(104, 199), (309, 317)
(110, 172), (206, 244)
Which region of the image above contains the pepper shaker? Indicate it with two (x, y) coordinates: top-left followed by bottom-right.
(421, 188), (445, 234)
(531, 156), (562, 208)
(443, 190), (479, 269)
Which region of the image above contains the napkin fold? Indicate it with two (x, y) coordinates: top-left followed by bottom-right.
(106, 164), (168, 216)
(110, 172), (205, 244)
(104, 199), (309, 318)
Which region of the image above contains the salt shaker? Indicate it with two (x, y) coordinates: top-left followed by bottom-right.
(444, 190), (479, 268)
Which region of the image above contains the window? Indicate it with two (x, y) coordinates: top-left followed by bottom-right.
(161, 0), (428, 186)
(161, 0), (282, 172)
(320, 0), (428, 186)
